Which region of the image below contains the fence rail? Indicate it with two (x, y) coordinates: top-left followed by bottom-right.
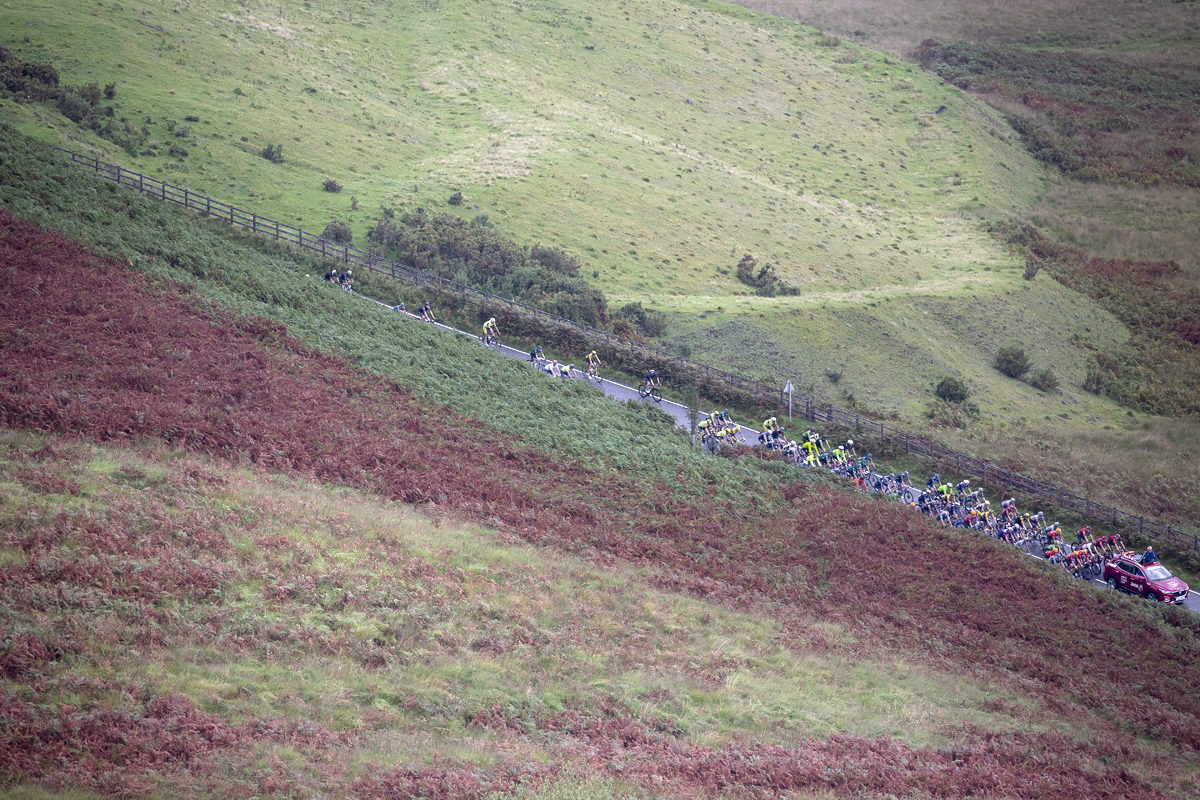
(54, 145), (1200, 554)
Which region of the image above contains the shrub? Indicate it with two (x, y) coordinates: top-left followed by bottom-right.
(184, 114), (199, 122)
(79, 82), (102, 106)
(262, 143), (283, 163)
(324, 177), (343, 193)
(1029, 367), (1060, 393)
(935, 376), (969, 403)
(826, 370), (842, 384)
(448, 191), (464, 206)
(925, 398), (981, 428)
(322, 220), (353, 244)
(994, 346), (1031, 379)
(56, 92), (91, 123)
(174, 125), (191, 138)
(165, 119), (177, 132)
(168, 144), (188, 158)
(1023, 260), (1040, 281)
(103, 81), (116, 99)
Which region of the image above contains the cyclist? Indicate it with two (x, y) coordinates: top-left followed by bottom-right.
(926, 473), (940, 491)
(482, 317), (499, 343)
(585, 350), (602, 377)
(340, 269), (354, 291)
(392, 302), (406, 313)
(529, 345), (544, 364)
(324, 268), (338, 282)
(642, 369), (661, 389)
(698, 416), (715, 439)
(562, 363), (576, 379)
(419, 301), (436, 323)
(763, 417), (780, 434)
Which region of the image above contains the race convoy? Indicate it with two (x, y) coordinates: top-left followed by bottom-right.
(332, 278), (1190, 608)
(1104, 554), (1190, 604)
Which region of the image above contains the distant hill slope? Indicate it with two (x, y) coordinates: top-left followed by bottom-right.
(1, 0), (1136, 424)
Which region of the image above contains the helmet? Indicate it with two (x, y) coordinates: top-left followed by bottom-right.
(347, 270), (352, 275)
(846, 439), (853, 446)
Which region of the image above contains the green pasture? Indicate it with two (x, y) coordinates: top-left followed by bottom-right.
(1, 0), (1137, 425)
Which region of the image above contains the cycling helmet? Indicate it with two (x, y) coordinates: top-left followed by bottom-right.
(846, 440), (853, 446)
(488, 317), (496, 324)
(347, 270), (352, 275)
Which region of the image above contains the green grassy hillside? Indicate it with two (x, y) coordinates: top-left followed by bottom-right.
(1, 0), (1137, 425)
(4, 124), (1200, 798)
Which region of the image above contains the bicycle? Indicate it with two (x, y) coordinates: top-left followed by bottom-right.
(638, 381), (662, 403)
(481, 331), (500, 350)
(586, 363), (603, 386)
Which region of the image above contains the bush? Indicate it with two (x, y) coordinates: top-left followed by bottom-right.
(184, 114), (199, 122)
(168, 144), (188, 158)
(103, 82), (116, 99)
(1029, 367), (1060, 393)
(322, 220), (353, 244)
(56, 92), (91, 123)
(324, 177), (343, 193)
(262, 143), (283, 163)
(935, 376), (969, 403)
(1023, 260), (1040, 281)
(614, 301), (668, 338)
(994, 346), (1031, 379)
(79, 82), (102, 106)
(826, 370), (842, 384)
(174, 125), (190, 138)
(448, 191), (464, 206)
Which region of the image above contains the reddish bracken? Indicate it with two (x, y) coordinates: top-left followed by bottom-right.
(1, 210), (1198, 797)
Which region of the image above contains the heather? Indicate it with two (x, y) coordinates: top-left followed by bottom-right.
(1, 189), (1200, 797)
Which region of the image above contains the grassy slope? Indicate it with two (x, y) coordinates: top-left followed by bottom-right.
(3, 134), (1200, 798)
(0, 433), (1057, 797)
(0, 0), (1143, 430)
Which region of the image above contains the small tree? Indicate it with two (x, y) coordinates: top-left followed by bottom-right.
(1029, 367), (1060, 393)
(448, 191), (464, 206)
(935, 376), (969, 403)
(323, 177), (343, 193)
(322, 220), (353, 244)
(262, 143), (284, 163)
(994, 346), (1031, 379)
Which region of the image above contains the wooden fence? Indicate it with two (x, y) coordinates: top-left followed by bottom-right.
(54, 145), (1200, 553)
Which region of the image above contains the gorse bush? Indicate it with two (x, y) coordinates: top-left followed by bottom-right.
(994, 346), (1031, 379)
(1029, 367), (1060, 393)
(322, 220), (353, 244)
(614, 301), (669, 338)
(935, 376), (970, 403)
(366, 207), (608, 327)
(262, 143), (284, 163)
(324, 178), (343, 193)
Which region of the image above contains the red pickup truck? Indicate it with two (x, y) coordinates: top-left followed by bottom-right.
(1103, 553), (1189, 604)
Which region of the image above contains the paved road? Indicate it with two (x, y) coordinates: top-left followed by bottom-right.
(370, 295), (1199, 614)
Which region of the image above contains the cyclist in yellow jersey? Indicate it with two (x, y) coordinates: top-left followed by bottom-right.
(586, 350), (602, 369)
(483, 317), (499, 339)
(726, 425), (746, 445)
(762, 417), (779, 433)
(698, 417), (714, 438)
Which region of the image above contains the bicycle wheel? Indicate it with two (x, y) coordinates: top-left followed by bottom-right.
(650, 387), (662, 403)
(638, 384), (649, 399)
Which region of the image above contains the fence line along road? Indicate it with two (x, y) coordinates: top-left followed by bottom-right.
(53, 145), (1200, 555)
